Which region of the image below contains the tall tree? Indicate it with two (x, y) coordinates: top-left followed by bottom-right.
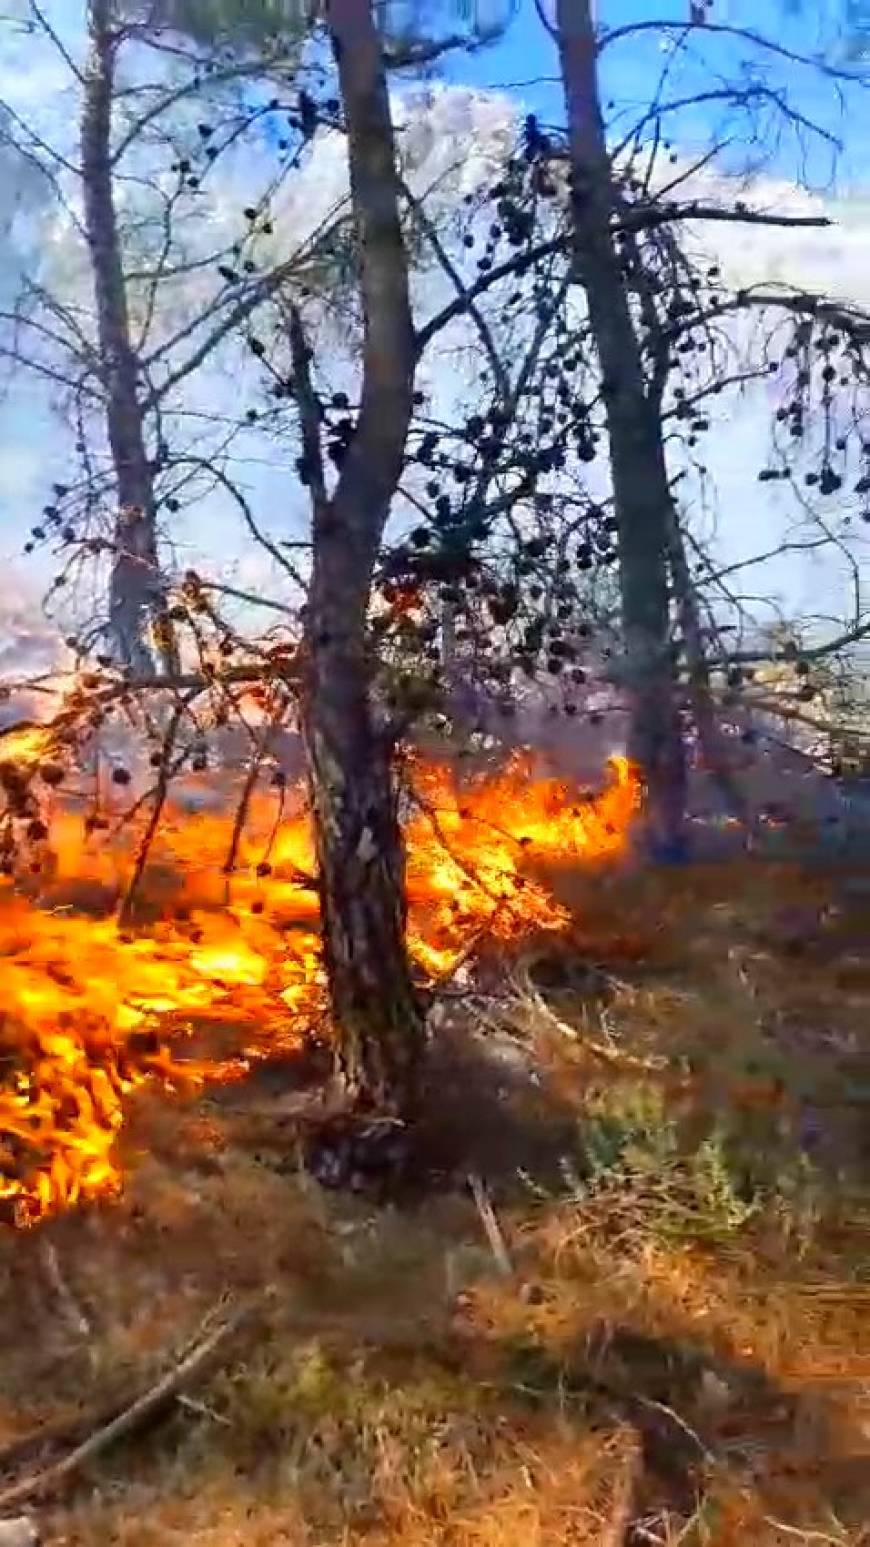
(555, 0), (688, 857)
(82, 0), (175, 674)
(300, 0), (422, 1115)
(518, 0), (870, 849)
(9, 0), (868, 1129)
(3, 0), (322, 670)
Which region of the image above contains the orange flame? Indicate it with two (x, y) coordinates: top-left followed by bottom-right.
(0, 753), (640, 1226)
(0, 724), (55, 771)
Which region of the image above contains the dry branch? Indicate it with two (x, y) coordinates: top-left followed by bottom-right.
(513, 963), (665, 1074)
(468, 1172), (513, 1277)
(0, 1297), (259, 1512)
(0, 1399), (127, 1479)
(116, 695), (191, 928)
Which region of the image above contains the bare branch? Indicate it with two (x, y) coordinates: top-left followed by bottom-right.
(599, 17), (869, 85)
(112, 61), (278, 165)
(400, 174), (510, 402)
(172, 454), (309, 593)
(197, 580), (298, 618)
(415, 236), (565, 356)
(613, 85), (842, 160)
(28, 0), (84, 84)
(618, 202), (832, 234)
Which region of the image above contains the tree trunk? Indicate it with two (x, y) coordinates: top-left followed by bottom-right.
(556, 0), (687, 859)
(305, 698), (421, 1113)
(81, 0), (175, 674)
(665, 507), (750, 831)
(302, 0), (423, 1117)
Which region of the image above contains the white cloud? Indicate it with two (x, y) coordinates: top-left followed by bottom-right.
(0, 27), (865, 650)
(657, 159), (870, 307)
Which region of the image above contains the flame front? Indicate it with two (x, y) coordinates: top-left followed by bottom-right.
(0, 753), (640, 1226)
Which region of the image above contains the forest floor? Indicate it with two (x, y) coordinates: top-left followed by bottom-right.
(0, 856), (868, 1546)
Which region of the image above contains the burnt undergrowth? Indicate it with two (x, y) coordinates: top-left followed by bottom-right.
(0, 854), (866, 1545)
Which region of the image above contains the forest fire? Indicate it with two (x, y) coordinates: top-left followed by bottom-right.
(0, 749), (640, 1227)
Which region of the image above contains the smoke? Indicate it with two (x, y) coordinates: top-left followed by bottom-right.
(0, 588), (70, 731)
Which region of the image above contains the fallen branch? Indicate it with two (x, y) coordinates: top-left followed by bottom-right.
(0, 1297), (259, 1512)
(512, 964), (665, 1074)
(0, 1398), (129, 1479)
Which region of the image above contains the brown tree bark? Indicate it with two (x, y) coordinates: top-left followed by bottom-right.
(665, 507), (750, 830)
(301, 0), (423, 1116)
(555, 0), (688, 858)
(81, 0), (175, 674)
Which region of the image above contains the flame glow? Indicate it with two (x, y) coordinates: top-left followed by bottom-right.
(0, 753), (640, 1226)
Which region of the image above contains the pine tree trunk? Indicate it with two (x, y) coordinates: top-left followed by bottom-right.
(81, 0), (175, 674)
(304, 666), (421, 1115)
(301, 0), (423, 1116)
(556, 0), (687, 858)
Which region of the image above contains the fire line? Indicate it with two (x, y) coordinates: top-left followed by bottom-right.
(0, 752), (640, 1227)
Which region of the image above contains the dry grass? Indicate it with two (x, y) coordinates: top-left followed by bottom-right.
(0, 857), (868, 1546)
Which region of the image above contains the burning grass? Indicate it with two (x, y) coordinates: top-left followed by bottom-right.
(0, 856), (865, 1544)
(0, 747), (640, 1224)
(0, 728), (868, 1542)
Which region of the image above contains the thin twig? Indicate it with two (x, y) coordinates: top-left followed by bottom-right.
(116, 695), (192, 929)
(467, 1173), (512, 1277)
(222, 734), (268, 905)
(635, 1395), (713, 1464)
(175, 1394), (232, 1428)
(37, 1240), (91, 1340)
(399, 175), (510, 402)
(759, 1520), (849, 1546)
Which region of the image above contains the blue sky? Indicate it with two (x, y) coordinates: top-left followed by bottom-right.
(437, 2), (870, 631)
(446, 0), (870, 192)
(0, 0), (867, 651)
